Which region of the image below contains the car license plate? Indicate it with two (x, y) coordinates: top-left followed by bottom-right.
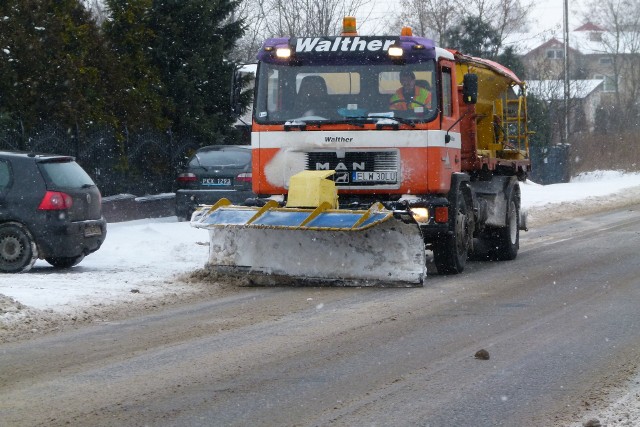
(84, 224), (102, 237)
(202, 178), (232, 186)
(351, 171), (397, 182)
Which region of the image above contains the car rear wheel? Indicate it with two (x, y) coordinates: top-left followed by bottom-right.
(176, 212), (192, 222)
(45, 255), (85, 269)
(0, 223), (38, 273)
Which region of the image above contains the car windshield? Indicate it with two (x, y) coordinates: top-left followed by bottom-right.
(190, 149), (251, 168)
(39, 160), (96, 189)
(255, 61), (437, 124)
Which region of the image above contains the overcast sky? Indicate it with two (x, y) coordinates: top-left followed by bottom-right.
(529, 0), (589, 33)
(364, 0), (588, 36)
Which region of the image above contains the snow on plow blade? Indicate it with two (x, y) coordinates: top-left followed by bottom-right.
(191, 199), (426, 286)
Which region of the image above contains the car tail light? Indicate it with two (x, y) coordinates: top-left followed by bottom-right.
(236, 172), (252, 183)
(38, 191), (73, 210)
(177, 172), (197, 183)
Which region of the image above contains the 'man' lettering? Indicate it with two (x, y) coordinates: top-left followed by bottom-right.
(315, 162), (366, 171)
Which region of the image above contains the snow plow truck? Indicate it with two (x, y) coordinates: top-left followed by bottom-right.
(191, 17), (531, 286)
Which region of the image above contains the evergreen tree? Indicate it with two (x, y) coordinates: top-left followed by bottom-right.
(148, 0), (245, 139)
(527, 93), (552, 148)
(103, 0), (170, 131)
(0, 1), (38, 125)
(0, 0), (117, 131)
(497, 46), (526, 80)
(444, 16), (501, 58)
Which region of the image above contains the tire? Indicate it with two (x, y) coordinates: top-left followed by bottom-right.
(433, 186), (472, 275)
(492, 197), (520, 261)
(0, 223), (38, 273)
(176, 206), (193, 222)
(45, 254), (85, 269)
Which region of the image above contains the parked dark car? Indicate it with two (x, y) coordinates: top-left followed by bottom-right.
(175, 145), (253, 221)
(0, 151), (107, 273)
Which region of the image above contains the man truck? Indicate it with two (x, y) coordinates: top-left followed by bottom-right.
(192, 17), (531, 286)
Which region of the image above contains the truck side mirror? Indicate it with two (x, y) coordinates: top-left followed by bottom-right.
(462, 73), (478, 104)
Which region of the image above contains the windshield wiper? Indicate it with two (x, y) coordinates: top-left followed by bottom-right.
(366, 115), (416, 128)
(283, 115), (416, 129)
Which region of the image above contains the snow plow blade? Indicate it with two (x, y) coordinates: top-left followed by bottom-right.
(191, 199), (426, 286)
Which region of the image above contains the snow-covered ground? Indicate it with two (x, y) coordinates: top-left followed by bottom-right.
(3, 170), (640, 316)
(1, 217), (208, 313)
(2, 170), (640, 425)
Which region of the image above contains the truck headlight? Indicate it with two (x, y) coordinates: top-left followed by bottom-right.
(276, 47), (292, 58)
(388, 46), (403, 57)
(410, 207), (429, 223)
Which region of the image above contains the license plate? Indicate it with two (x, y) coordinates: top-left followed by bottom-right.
(202, 178), (231, 186)
(84, 224), (102, 237)
(351, 171), (397, 182)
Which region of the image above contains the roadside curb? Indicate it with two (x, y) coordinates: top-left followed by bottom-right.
(102, 193), (176, 223)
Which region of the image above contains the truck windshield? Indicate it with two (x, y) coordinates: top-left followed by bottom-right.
(254, 62), (438, 125)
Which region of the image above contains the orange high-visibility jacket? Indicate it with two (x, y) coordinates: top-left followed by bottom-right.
(390, 86), (431, 110)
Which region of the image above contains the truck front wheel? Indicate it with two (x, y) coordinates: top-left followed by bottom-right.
(433, 187), (471, 274)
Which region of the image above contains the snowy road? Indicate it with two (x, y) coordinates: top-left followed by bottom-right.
(1, 201), (640, 426)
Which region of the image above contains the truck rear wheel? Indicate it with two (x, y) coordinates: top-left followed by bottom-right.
(433, 187), (471, 274)
(492, 197), (519, 261)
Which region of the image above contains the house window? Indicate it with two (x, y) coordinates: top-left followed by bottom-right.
(594, 74), (617, 92)
(546, 49), (564, 59)
(589, 32), (603, 42)
(599, 57), (612, 65)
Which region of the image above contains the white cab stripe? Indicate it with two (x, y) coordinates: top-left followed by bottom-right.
(253, 130), (461, 150)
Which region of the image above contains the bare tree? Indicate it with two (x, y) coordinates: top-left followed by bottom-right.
(232, 0), (271, 62)
(394, 0), (457, 46)
(392, 0), (533, 49)
(583, 0), (640, 127)
(264, 0), (373, 36)
(232, 0), (374, 62)
(454, 0), (534, 43)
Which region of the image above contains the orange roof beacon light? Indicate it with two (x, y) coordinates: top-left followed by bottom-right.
(400, 26), (413, 36)
(342, 16), (358, 36)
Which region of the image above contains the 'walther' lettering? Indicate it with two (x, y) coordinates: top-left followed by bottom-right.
(324, 136), (353, 143)
(296, 37), (395, 53)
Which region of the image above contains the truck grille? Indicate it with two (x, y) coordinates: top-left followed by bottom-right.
(305, 151), (399, 186)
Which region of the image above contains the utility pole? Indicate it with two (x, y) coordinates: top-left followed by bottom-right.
(563, 0), (570, 144)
